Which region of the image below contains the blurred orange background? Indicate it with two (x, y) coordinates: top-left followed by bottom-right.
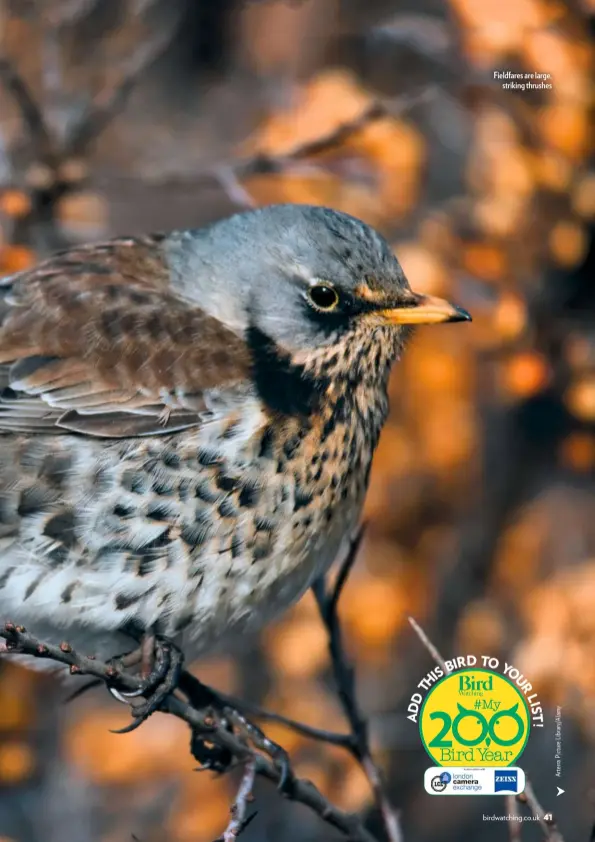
(0, 1), (593, 840)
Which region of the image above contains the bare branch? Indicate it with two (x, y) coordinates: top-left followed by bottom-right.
(313, 526), (404, 842)
(217, 759), (256, 842)
(64, 15), (179, 157)
(0, 56), (55, 160)
(0, 621), (380, 842)
(517, 781), (565, 842)
(137, 86), (437, 202)
(407, 616), (450, 675)
(505, 794), (523, 842)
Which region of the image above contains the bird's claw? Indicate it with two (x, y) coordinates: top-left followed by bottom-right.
(108, 637), (184, 732)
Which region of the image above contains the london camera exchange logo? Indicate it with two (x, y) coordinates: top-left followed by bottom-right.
(431, 772), (452, 793)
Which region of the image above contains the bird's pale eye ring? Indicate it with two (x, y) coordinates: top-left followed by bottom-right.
(307, 283), (340, 311)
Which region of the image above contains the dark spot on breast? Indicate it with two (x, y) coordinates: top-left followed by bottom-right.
(174, 608), (195, 633)
(215, 472), (241, 492)
(311, 465), (323, 483)
(24, 573), (45, 600)
(293, 482), (313, 511)
(18, 487), (49, 517)
(113, 503), (134, 518)
(178, 478), (192, 501)
(231, 531), (244, 558)
(180, 522), (212, 547)
(194, 479), (220, 503)
(146, 502), (177, 521)
(197, 448), (224, 467)
(0, 567), (15, 590)
(221, 419), (242, 440)
(327, 352), (339, 369)
(44, 510), (77, 547)
(252, 533), (273, 562)
(320, 414), (336, 443)
(333, 394), (349, 424)
(254, 515), (276, 532)
(47, 545), (70, 566)
(238, 480), (261, 508)
(258, 426), (275, 459)
(152, 477), (176, 495)
(92, 467), (112, 489)
(218, 497), (239, 519)
(61, 581), (77, 603)
(162, 450), (181, 469)
(137, 558), (154, 577)
(115, 592), (143, 611)
(283, 434), (302, 460)
(122, 471), (149, 494)
(40, 453), (72, 486)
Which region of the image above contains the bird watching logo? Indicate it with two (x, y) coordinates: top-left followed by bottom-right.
(418, 668), (530, 767)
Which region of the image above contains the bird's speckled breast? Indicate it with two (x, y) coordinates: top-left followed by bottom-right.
(0, 383), (370, 662)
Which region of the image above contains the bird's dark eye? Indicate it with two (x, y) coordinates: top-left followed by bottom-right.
(307, 284), (340, 311)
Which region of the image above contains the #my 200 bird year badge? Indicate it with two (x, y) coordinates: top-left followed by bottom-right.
(407, 656), (544, 795)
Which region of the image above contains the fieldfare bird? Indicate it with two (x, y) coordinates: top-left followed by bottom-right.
(0, 203), (470, 683)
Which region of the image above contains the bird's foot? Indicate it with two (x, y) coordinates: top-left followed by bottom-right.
(176, 672), (292, 791)
(108, 635), (184, 733)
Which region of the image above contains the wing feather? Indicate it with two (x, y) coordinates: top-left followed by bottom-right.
(0, 236), (252, 437)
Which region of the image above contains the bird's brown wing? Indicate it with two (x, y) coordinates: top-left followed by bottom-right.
(0, 236), (252, 437)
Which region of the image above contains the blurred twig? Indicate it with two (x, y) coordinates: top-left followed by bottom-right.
(0, 56), (56, 161)
(517, 782), (565, 842)
(409, 617), (565, 842)
(63, 12), (179, 158)
(505, 794), (523, 841)
(407, 617), (449, 675)
(313, 526), (404, 842)
(149, 87), (437, 210)
(0, 5), (179, 251)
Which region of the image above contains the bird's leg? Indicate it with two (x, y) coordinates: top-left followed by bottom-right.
(108, 633), (184, 732)
(140, 632), (156, 678)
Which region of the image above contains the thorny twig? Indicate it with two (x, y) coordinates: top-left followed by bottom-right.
(0, 621), (379, 842)
(312, 526), (404, 842)
(408, 617), (565, 842)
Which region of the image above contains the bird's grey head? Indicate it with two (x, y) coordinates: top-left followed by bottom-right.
(165, 204), (469, 361)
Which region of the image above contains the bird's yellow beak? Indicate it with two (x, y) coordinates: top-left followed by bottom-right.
(377, 293), (471, 325)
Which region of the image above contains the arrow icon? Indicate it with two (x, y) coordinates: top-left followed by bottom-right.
(557, 787), (565, 796)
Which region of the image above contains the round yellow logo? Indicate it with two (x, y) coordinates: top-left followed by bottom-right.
(419, 669), (530, 767)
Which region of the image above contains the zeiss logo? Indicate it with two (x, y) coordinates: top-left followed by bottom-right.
(494, 771), (518, 793)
